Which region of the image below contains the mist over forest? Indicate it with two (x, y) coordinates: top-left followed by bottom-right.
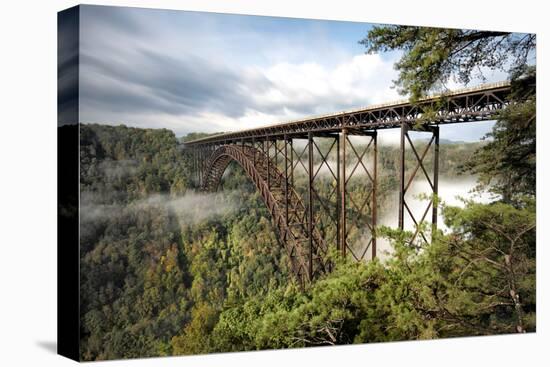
(75, 121), (535, 360)
(61, 15), (540, 359)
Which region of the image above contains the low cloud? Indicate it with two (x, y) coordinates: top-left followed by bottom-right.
(374, 176), (496, 261)
(80, 190), (241, 239)
(98, 160), (138, 180)
(143, 191), (240, 226)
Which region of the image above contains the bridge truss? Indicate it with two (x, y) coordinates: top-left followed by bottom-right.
(185, 82), (511, 282)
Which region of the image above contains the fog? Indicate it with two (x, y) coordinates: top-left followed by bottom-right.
(143, 191), (240, 225)
(97, 159), (138, 180)
(374, 175), (496, 261)
(80, 190), (240, 239)
(81, 128), (496, 263)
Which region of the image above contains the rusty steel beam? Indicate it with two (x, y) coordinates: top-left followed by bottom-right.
(372, 131), (377, 259)
(432, 126), (440, 233)
(266, 138), (270, 189)
(200, 144), (329, 282)
(340, 128), (347, 256)
(336, 133), (341, 256)
(307, 131), (314, 280)
(284, 135), (290, 237)
(398, 123), (407, 230)
(341, 131), (377, 261)
(275, 139), (279, 169)
(290, 138), (294, 191)
(398, 125), (440, 246)
(308, 134), (339, 258)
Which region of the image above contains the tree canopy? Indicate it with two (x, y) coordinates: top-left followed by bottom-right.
(361, 25), (536, 203)
(360, 26), (535, 99)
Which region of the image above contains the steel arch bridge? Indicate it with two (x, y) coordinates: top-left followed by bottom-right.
(184, 81), (513, 283)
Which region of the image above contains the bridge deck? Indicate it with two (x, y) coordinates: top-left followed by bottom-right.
(185, 81), (511, 146)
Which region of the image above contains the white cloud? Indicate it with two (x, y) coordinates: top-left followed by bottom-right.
(252, 53), (400, 116)
(78, 6), (514, 142)
(80, 50), (498, 144)
(158, 53), (401, 136)
(81, 53), (402, 137)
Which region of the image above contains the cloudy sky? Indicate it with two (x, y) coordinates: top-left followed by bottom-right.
(78, 5), (509, 141)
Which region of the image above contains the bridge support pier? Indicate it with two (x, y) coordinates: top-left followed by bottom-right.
(283, 135), (290, 242)
(339, 129), (347, 257)
(398, 123), (440, 245)
(339, 129), (377, 261)
(307, 131), (314, 280)
(335, 131), (341, 260)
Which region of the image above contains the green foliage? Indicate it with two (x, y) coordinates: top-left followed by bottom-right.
(360, 26), (535, 99)
(79, 124), (196, 360)
(79, 121), (536, 360)
(80, 204), (191, 360)
(440, 200), (536, 333)
(379, 199), (535, 336)
(461, 67), (536, 202)
(211, 260), (388, 351)
(80, 123), (190, 199)
(79, 124), (289, 360)
(171, 302), (219, 355)
(210, 199), (535, 352)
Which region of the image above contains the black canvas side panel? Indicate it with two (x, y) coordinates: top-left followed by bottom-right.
(57, 5), (80, 362)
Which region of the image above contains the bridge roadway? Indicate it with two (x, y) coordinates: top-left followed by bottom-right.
(185, 81), (510, 146)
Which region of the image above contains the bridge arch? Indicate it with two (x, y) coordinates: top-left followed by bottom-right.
(201, 145), (328, 282)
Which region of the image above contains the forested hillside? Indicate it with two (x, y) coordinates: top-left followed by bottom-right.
(78, 123), (535, 360)
(79, 124), (289, 359)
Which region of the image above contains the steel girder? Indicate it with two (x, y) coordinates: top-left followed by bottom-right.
(201, 145), (329, 283)
(184, 82), (510, 147)
(398, 124), (440, 246)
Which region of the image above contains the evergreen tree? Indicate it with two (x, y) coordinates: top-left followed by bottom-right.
(360, 26), (536, 202)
